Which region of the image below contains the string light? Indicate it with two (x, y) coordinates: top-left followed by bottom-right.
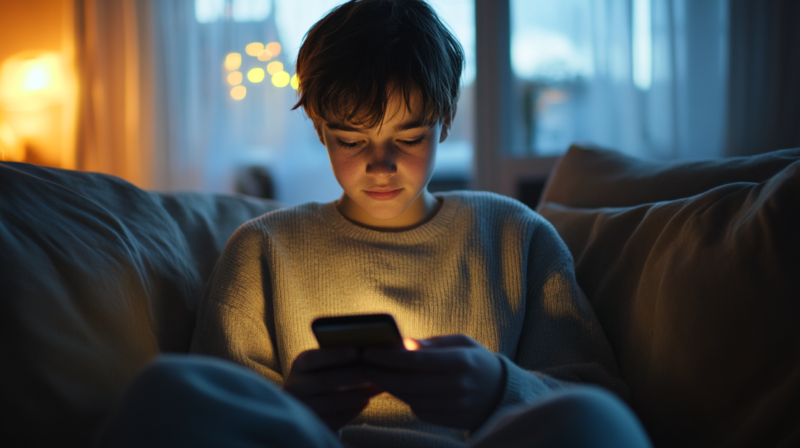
(257, 50), (273, 61)
(247, 68), (265, 83)
(290, 74), (299, 90)
(230, 85), (246, 100)
(265, 42), (281, 57)
(227, 71), (243, 85)
(224, 53), (242, 71)
(245, 42), (264, 57)
(267, 61), (284, 75)
(271, 71), (290, 88)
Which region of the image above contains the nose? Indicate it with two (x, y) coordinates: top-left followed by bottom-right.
(366, 145), (397, 179)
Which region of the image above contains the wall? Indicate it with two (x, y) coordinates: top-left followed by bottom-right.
(0, 0), (75, 168)
(0, 0), (66, 62)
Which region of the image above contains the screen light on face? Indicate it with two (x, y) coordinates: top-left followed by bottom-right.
(247, 68), (265, 83)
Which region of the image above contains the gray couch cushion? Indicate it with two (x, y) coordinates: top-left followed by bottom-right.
(540, 144), (800, 208)
(0, 162), (281, 447)
(537, 146), (800, 448)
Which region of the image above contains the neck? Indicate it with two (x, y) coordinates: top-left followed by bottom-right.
(337, 190), (442, 231)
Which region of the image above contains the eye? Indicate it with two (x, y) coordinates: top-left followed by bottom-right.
(336, 139), (360, 149)
(399, 137), (425, 147)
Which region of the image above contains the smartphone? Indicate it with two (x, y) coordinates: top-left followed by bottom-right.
(311, 313), (404, 349)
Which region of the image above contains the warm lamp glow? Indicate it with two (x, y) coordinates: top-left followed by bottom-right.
(247, 68), (265, 83)
(224, 52), (242, 71)
(0, 121), (24, 162)
(0, 52), (64, 111)
(231, 85), (247, 100)
(266, 61), (283, 75)
(265, 42), (281, 57)
(290, 74), (299, 90)
(227, 71), (243, 85)
(271, 71), (290, 88)
(257, 50), (273, 61)
(245, 42), (264, 57)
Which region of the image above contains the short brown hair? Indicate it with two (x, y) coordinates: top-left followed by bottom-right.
(293, 0), (464, 128)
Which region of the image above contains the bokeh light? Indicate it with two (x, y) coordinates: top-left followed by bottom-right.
(271, 71), (290, 88)
(245, 42), (264, 57)
(230, 85), (246, 100)
(247, 68), (265, 83)
(224, 53), (242, 70)
(267, 61), (284, 75)
(227, 71), (243, 85)
(290, 74), (299, 90)
(265, 42), (281, 57)
(257, 50), (273, 61)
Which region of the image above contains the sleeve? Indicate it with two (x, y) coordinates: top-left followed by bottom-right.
(189, 221), (284, 386)
(492, 219), (630, 417)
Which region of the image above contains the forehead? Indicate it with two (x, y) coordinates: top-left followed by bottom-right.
(325, 92), (428, 132)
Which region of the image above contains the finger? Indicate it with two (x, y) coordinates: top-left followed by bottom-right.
(291, 347), (359, 373)
(317, 398), (372, 431)
(362, 369), (464, 396)
(285, 367), (372, 397)
(302, 385), (383, 415)
(422, 335), (479, 348)
(362, 347), (480, 372)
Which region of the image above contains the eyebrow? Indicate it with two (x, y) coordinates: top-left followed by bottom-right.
(325, 119), (427, 134)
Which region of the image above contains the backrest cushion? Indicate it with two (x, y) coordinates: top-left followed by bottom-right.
(540, 144), (800, 208)
(0, 162), (281, 447)
(537, 146), (800, 448)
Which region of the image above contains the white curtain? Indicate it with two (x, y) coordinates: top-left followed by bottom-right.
(74, 0), (160, 188)
(510, 0), (729, 160)
(149, 0), (344, 199)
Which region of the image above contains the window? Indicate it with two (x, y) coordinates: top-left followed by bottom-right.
(508, 0), (729, 160)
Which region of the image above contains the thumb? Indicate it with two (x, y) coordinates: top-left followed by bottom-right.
(409, 334), (479, 350)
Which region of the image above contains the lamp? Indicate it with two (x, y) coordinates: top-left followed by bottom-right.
(0, 51), (73, 167)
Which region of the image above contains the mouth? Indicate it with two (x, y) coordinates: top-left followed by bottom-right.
(364, 188), (403, 201)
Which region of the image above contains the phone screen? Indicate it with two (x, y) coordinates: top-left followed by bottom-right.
(312, 314), (404, 349)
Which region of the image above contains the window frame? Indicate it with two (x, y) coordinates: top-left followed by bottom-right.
(473, 0), (559, 196)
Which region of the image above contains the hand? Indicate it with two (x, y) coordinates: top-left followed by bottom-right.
(361, 335), (504, 430)
(283, 347), (384, 431)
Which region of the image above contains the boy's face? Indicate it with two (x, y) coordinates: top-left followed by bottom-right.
(315, 93), (450, 229)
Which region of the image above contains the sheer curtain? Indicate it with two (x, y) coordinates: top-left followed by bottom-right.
(74, 0), (159, 188)
(509, 0), (729, 160)
(149, 0), (341, 198)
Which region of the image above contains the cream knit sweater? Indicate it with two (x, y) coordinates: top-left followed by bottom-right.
(191, 191), (626, 448)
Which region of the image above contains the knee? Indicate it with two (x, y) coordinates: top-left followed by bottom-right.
(541, 387), (651, 448)
(133, 354), (283, 403)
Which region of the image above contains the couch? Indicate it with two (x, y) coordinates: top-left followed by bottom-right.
(1, 145), (798, 447)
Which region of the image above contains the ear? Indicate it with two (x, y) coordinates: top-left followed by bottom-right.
(313, 121), (325, 145)
(438, 114), (452, 144)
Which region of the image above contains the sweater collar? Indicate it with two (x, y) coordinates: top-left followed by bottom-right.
(321, 192), (462, 244)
